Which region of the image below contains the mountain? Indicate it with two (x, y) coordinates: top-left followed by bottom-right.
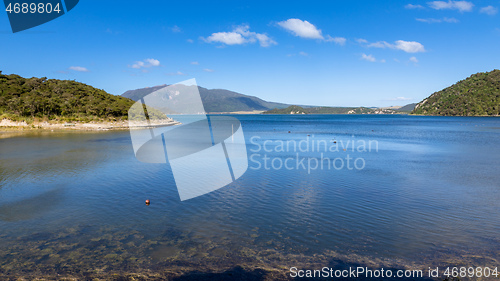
(121, 84), (168, 101)
(0, 71), (134, 121)
(412, 70), (500, 116)
(122, 85), (290, 113)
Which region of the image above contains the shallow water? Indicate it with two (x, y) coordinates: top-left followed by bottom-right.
(0, 115), (499, 279)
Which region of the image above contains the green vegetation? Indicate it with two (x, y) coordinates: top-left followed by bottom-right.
(0, 71), (135, 123)
(263, 105), (309, 114)
(127, 103), (169, 121)
(412, 70), (500, 116)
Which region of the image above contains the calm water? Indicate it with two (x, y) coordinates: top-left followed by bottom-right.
(0, 115), (499, 278)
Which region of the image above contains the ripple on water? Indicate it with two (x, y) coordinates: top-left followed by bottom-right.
(0, 116), (499, 279)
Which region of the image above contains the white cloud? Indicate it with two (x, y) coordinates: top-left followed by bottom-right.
(203, 25), (276, 47)
(368, 41), (393, 48)
(325, 35), (347, 45)
(416, 18), (440, 23)
(206, 32), (246, 45)
(405, 4), (425, 9)
(69, 66), (89, 72)
(205, 32), (245, 45)
(410, 56), (419, 63)
(286, 52), (311, 57)
(131, 61), (145, 69)
(166, 71), (186, 76)
(394, 40), (426, 53)
(187, 39), (194, 43)
(366, 40), (426, 53)
(276, 18), (344, 44)
(389, 97), (413, 101)
(129, 58), (161, 69)
(191, 61), (199, 65)
(361, 53), (377, 62)
(356, 38), (368, 44)
(480, 6), (498, 15)
(203, 68), (214, 72)
(416, 17), (459, 23)
(145, 58), (160, 66)
(428, 1), (474, 12)
(277, 18), (323, 39)
(171, 25), (181, 33)
(254, 32), (277, 47)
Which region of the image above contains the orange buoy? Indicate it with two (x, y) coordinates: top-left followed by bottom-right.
(145, 199), (150, 205)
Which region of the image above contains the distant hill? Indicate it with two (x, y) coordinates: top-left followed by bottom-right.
(122, 85), (290, 113)
(123, 85), (417, 115)
(263, 105), (308, 114)
(263, 105), (400, 115)
(396, 103), (417, 112)
(0, 71), (134, 121)
(412, 70), (500, 116)
(307, 106), (374, 114)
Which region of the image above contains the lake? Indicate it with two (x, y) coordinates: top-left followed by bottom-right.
(0, 114), (499, 279)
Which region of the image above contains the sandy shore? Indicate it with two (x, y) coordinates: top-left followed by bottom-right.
(0, 118), (181, 131)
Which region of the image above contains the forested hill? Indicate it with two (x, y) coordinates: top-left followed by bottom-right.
(122, 85), (290, 113)
(412, 70), (500, 116)
(0, 71), (135, 121)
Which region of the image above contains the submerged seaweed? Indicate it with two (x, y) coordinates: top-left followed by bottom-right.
(0, 223), (497, 280)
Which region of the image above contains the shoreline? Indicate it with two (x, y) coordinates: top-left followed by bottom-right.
(0, 118), (181, 132)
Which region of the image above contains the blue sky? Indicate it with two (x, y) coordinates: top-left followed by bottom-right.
(1, 0), (499, 107)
